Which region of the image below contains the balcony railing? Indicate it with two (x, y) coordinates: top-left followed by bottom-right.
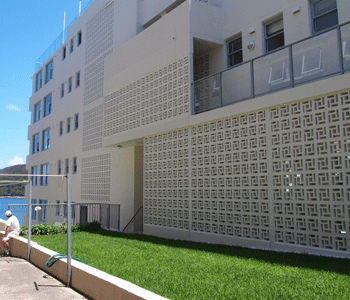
(193, 21), (350, 115)
(35, 0), (94, 71)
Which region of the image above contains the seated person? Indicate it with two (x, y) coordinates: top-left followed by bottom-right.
(1, 211), (19, 256)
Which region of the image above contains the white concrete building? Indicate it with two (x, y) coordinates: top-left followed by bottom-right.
(27, 0), (350, 258)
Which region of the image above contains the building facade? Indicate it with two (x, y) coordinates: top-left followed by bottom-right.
(27, 0), (350, 258)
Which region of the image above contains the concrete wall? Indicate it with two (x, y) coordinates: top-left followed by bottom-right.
(0, 219), (167, 300)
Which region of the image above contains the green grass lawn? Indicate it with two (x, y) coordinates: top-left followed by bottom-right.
(31, 231), (350, 300)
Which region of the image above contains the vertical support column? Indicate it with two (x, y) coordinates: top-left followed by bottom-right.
(289, 45), (295, 88)
(251, 60), (255, 98)
(66, 174), (72, 287)
(27, 180), (32, 261)
(62, 10), (66, 45)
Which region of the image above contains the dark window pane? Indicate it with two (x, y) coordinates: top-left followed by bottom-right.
(313, 11), (338, 33)
(266, 32), (284, 52)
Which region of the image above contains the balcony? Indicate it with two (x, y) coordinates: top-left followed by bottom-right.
(193, 21), (350, 114)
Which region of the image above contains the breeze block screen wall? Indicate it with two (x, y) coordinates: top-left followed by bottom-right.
(144, 89), (350, 257)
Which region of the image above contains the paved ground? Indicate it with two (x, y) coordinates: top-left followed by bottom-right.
(0, 257), (87, 300)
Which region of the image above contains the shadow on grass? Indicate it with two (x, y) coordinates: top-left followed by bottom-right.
(90, 229), (350, 276)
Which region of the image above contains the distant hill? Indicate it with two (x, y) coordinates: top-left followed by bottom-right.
(0, 164), (28, 197)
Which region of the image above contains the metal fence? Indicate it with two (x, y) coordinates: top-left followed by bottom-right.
(194, 21), (350, 114)
(122, 206), (143, 234)
(8, 203), (120, 231)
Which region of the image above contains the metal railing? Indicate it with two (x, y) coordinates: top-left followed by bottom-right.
(35, 0), (94, 71)
(8, 203), (120, 231)
(122, 206), (143, 234)
(193, 21), (350, 114)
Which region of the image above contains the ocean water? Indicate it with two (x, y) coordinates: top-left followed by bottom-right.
(0, 198), (27, 225)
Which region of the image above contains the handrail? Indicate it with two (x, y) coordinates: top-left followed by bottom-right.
(35, 0), (94, 71)
(193, 20), (350, 86)
(122, 206), (143, 233)
(193, 20), (350, 114)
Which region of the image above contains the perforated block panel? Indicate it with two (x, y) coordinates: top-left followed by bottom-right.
(144, 90), (350, 254)
(81, 153), (111, 202)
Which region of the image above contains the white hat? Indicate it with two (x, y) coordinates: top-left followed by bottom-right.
(5, 211), (12, 217)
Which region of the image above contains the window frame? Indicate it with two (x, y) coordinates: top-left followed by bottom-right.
(68, 77), (72, 93)
(39, 200), (48, 222)
(65, 158), (69, 174)
(73, 157), (78, 174)
(264, 16), (285, 53)
(67, 117), (71, 133)
(62, 46), (67, 60)
(42, 128), (50, 151)
(59, 121), (63, 136)
(74, 113), (79, 130)
(78, 31), (82, 46)
(31, 165), (38, 186)
(70, 38), (74, 53)
(61, 82), (65, 98)
(58, 160), (62, 175)
(43, 93), (52, 117)
(35, 70), (43, 92)
(310, 0), (338, 34)
(33, 101), (41, 123)
(76, 71), (80, 88)
(32, 133), (40, 154)
(45, 59), (54, 84)
(40, 163), (49, 186)
(227, 35), (243, 68)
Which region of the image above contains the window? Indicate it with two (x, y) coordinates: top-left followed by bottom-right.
(70, 38), (74, 53)
(59, 121), (63, 136)
(68, 77), (72, 93)
(265, 17), (284, 53)
(76, 71), (80, 88)
(43, 93), (52, 117)
(31, 166), (38, 186)
(73, 157), (78, 174)
(34, 101), (41, 123)
(58, 160), (62, 175)
(31, 199), (37, 220)
(61, 83), (65, 98)
(78, 31), (82, 46)
(62, 46), (66, 60)
(67, 117), (71, 133)
(35, 70), (43, 92)
(311, 0), (338, 34)
(65, 158), (69, 174)
(74, 113), (79, 130)
(42, 128), (50, 151)
(39, 200), (47, 223)
(45, 59), (53, 83)
(32, 133), (40, 154)
(41, 163), (49, 186)
(227, 35), (243, 67)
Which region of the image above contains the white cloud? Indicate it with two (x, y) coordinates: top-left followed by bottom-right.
(8, 156), (25, 167)
(5, 104), (22, 112)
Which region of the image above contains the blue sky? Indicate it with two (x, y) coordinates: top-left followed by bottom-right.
(0, 1), (91, 169)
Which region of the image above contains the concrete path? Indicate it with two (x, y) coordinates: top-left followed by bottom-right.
(0, 257), (87, 300)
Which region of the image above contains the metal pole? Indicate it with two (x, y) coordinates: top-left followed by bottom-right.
(62, 10), (66, 45)
(66, 174), (72, 287)
(79, 0), (82, 16)
(28, 180), (32, 261)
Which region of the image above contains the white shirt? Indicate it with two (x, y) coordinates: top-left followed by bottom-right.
(6, 216), (20, 233)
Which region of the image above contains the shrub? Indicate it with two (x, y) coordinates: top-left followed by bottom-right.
(20, 221), (102, 236)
